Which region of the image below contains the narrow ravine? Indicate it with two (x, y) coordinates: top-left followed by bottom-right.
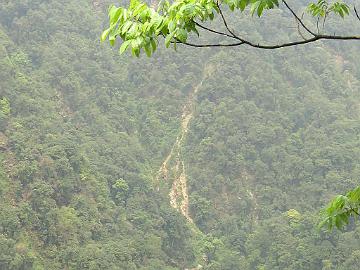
(243, 171), (259, 225)
(156, 64), (215, 222)
(247, 189), (259, 225)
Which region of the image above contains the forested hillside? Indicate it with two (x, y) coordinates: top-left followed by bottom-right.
(1, 0), (360, 269)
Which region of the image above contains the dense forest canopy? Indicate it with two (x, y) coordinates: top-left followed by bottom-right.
(1, 0), (360, 269)
(101, 0), (360, 231)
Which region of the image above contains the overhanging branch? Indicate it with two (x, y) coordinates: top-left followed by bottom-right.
(176, 33), (360, 50)
(175, 1), (360, 50)
(172, 40), (245, 47)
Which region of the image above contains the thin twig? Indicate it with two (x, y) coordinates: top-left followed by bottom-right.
(355, 6), (360, 21)
(297, 14), (307, 40)
(216, 2), (241, 39)
(323, 14), (327, 32)
(282, 0), (317, 37)
(351, 208), (360, 216)
(194, 21), (237, 39)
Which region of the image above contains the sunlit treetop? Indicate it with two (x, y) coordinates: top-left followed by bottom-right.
(101, 0), (360, 57)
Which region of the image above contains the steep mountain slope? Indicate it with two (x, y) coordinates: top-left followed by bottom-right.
(0, 1), (205, 269)
(185, 45), (360, 268)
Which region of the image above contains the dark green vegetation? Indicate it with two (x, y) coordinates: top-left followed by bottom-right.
(1, 0), (360, 269)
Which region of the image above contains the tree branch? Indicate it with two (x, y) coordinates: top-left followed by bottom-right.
(296, 14), (308, 40)
(350, 208), (360, 216)
(194, 21), (237, 40)
(179, 1), (360, 50)
(217, 2), (241, 40)
(172, 40), (245, 47)
(282, 0), (317, 37)
(316, 16), (321, 34)
(176, 34), (360, 50)
(355, 7), (360, 22)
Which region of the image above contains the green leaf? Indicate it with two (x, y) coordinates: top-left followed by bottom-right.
(144, 43), (152, 57)
(341, 4), (349, 15)
(131, 46), (140, 57)
(130, 0), (140, 10)
(152, 15), (164, 30)
(320, 185), (360, 231)
(250, 1), (260, 16)
(133, 3), (147, 17)
(110, 7), (123, 25)
(119, 40), (132, 54)
(121, 21), (133, 35)
(101, 28), (111, 42)
(168, 20), (176, 32)
(257, 2), (265, 17)
(150, 38), (157, 51)
(239, 0), (248, 11)
(176, 28), (187, 42)
(165, 31), (176, 48)
(108, 5), (118, 21)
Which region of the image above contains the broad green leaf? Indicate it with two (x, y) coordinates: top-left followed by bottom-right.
(144, 42), (152, 57)
(250, 1), (260, 16)
(121, 21), (133, 35)
(150, 38), (157, 51)
(101, 28), (111, 42)
(119, 40), (132, 54)
(131, 46), (140, 57)
(110, 7), (123, 25)
(257, 2), (265, 17)
(176, 28), (188, 42)
(239, 0), (248, 11)
(168, 20), (176, 32)
(165, 31), (176, 48)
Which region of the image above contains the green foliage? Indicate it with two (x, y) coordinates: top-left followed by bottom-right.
(0, 1), (202, 268)
(102, 0), (353, 55)
(101, 0), (218, 56)
(286, 209), (302, 223)
(112, 178), (129, 204)
(307, 0), (350, 18)
(0, 97), (10, 116)
(1, 0), (360, 269)
(181, 25), (360, 268)
(319, 186), (360, 230)
(0, 97), (10, 131)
